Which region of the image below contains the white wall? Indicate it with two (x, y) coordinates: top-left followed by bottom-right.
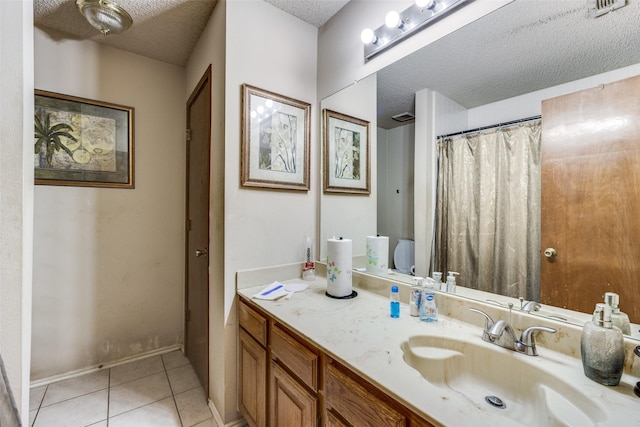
(377, 124), (415, 268)
(0, 0), (34, 419)
(186, 0), (318, 422)
(32, 29), (186, 379)
(320, 74), (377, 260)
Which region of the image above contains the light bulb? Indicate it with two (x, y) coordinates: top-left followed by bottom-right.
(265, 100), (273, 108)
(360, 28), (377, 44)
(257, 106), (264, 115)
(385, 11), (401, 28)
(416, 0), (435, 8)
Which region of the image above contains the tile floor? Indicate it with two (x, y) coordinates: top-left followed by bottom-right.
(29, 350), (216, 427)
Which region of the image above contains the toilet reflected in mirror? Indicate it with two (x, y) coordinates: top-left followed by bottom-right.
(393, 239), (414, 275)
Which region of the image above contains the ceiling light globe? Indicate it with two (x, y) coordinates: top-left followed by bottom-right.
(360, 28), (376, 44)
(416, 0), (435, 8)
(385, 11), (401, 28)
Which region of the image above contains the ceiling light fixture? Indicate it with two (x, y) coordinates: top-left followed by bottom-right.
(76, 0), (133, 36)
(361, 0), (470, 61)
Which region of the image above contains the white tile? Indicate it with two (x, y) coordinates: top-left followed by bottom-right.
(167, 363), (201, 394)
(41, 370), (109, 407)
(174, 386), (212, 427)
(32, 389), (107, 427)
(30, 385), (47, 411)
(162, 350), (190, 370)
(86, 421), (107, 427)
(110, 356), (164, 387)
(108, 397), (181, 427)
(191, 418), (219, 427)
(109, 371), (172, 417)
(29, 409), (37, 427)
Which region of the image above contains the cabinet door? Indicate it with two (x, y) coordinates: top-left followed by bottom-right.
(324, 410), (350, 427)
(239, 328), (267, 427)
(270, 361), (317, 427)
(325, 363), (405, 427)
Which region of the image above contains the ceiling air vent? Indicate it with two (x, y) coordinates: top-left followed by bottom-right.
(588, 0), (626, 18)
(391, 112), (415, 123)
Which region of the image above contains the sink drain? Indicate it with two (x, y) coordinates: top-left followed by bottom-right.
(485, 395), (506, 409)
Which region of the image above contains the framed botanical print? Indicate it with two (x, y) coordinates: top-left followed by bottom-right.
(323, 109), (370, 194)
(241, 84), (311, 191)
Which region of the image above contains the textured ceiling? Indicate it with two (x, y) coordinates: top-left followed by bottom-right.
(377, 0), (640, 129)
(35, 0), (218, 67)
(263, 0), (350, 27)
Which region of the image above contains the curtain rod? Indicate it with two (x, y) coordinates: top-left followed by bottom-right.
(437, 115), (541, 139)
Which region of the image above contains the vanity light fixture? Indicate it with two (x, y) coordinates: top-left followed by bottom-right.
(77, 0), (133, 36)
(361, 0), (470, 61)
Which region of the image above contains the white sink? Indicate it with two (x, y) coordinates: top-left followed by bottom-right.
(401, 335), (607, 426)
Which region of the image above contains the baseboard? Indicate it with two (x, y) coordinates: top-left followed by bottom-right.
(208, 399), (248, 427)
(30, 344), (183, 388)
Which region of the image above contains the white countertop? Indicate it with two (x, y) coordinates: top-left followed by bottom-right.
(238, 278), (640, 427)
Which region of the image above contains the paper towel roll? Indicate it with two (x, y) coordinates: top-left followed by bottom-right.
(366, 235), (389, 275)
(326, 237), (352, 297)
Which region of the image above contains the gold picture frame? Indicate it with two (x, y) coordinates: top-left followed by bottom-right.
(241, 84), (311, 191)
(323, 109), (370, 194)
(34, 90), (134, 188)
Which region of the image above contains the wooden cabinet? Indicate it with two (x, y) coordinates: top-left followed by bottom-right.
(238, 297), (435, 427)
(239, 301), (268, 427)
(325, 362), (405, 427)
(269, 322), (320, 427)
(270, 360), (318, 426)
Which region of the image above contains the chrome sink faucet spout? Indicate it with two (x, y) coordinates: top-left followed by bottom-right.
(469, 306), (556, 356)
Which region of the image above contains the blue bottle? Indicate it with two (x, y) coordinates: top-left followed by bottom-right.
(390, 286), (400, 318)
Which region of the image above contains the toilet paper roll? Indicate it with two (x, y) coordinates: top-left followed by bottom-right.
(326, 237), (352, 297)
(366, 236), (389, 275)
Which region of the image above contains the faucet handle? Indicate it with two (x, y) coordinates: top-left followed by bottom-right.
(469, 308), (494, 341)
(520, 326), (556, 356)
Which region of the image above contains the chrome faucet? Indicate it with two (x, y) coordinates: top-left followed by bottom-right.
(519, 297), (541, 313)
(469, 307), (556, 356)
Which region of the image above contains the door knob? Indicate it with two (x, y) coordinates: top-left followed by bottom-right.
(543, 248), (557, 258)
(195, 248), (208, 257)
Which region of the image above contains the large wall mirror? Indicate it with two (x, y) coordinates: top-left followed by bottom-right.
(319, 0), (640, 340)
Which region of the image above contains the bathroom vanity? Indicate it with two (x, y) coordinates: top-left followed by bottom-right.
(237, 271), (640, 426)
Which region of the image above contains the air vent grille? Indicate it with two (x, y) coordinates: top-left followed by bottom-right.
(391, 112), (415, 123)
(588, 0), (626, 18)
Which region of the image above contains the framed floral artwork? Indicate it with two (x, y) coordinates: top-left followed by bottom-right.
(34, 90), (134, 188)
(241, 84), (311, 191)
(323, 109), (370, 194)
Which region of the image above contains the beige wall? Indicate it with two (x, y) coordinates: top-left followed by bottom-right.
(0, 0), (34, 419)
(31, 29), (186, 379)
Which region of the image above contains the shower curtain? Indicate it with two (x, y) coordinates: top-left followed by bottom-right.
(433, 120), (541, 300)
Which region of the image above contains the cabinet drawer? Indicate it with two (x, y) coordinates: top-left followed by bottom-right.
(239, 299), (267, 347)
(270, 323), (319, 392)
(326, 363), (406, 427)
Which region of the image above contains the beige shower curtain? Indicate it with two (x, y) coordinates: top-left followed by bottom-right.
(433, 120), (541, 300)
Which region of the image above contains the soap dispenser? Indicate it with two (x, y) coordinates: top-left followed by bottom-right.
(419, 278), (438, 322)
(604, 292), (631, 335)
(580, 303), (625, 386)
(432, 272), (444, 291)
(410, 277), (424, 317)
(445, 272), (459, 293)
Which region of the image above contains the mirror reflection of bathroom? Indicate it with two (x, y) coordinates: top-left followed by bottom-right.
(377, 107), (415, 275)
